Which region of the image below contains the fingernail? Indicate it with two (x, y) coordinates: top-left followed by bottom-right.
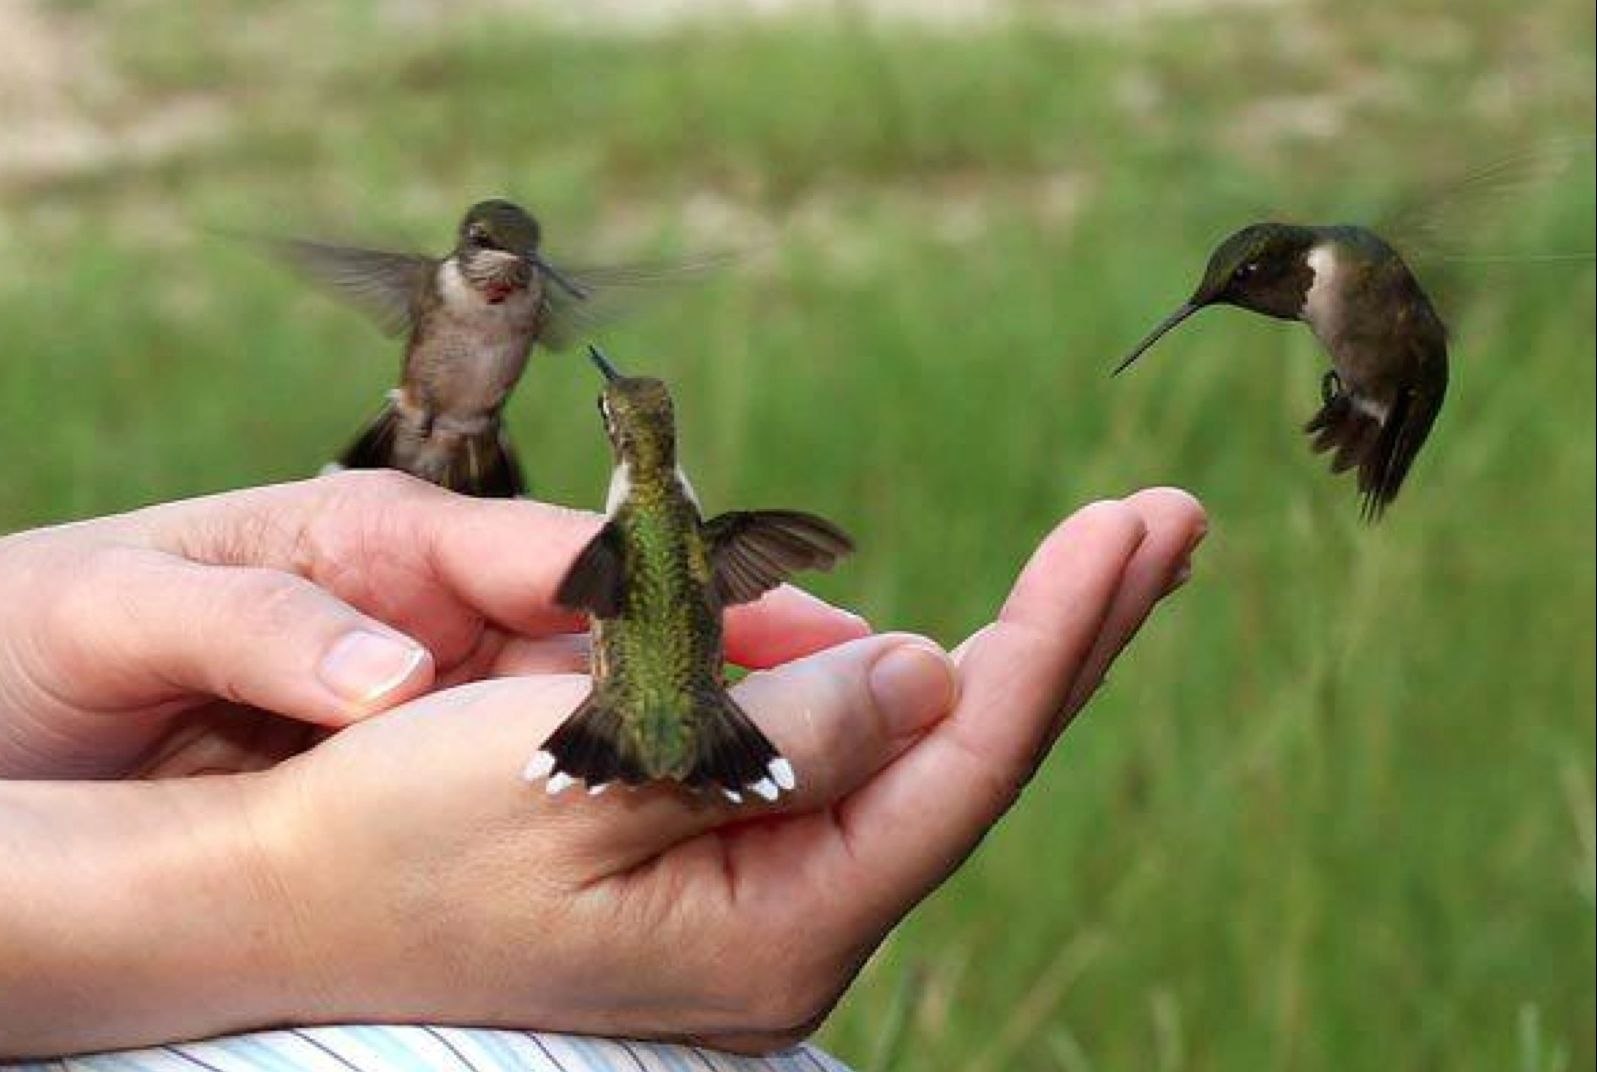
(869, 640), (957, 735)
(318, 631), (429, 707)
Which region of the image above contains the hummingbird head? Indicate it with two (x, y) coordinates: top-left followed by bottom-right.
(589, 346), (677, 471)
(460, 198), (543, 253)
(456, 199), (588, 302)
(1113, 222), (1317, 375)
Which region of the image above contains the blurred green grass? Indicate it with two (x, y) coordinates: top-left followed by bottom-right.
(2, 1), (1593, 1068)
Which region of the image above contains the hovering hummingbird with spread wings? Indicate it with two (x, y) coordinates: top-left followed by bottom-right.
(523, 347), (854, 803)
(1113, 141), (1595, 520)
(268, 198), (703, 497)
(1114, 223), (1449, 521)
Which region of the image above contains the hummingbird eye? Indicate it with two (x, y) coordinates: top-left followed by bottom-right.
(1234, 261), (1260, 281)
(467, 223), (493, 248)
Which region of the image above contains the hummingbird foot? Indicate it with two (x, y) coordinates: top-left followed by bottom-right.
(1321, 369), (1344, 404)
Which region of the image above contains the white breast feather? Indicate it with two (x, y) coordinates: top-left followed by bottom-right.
(605, 461), (633, 517)
(1302, 244), (1339, 332)
(674, 466), (702, 511)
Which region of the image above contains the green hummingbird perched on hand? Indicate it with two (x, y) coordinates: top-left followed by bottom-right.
(1114, 223), (1449, 520)
(269, 199), (694, 498)
(523, 346), (854, 802)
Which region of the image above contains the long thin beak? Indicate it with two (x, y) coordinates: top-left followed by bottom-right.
(1112, 303), (1202, 377)
(587, 344), (623, 382)
(528, 252), (591, 301)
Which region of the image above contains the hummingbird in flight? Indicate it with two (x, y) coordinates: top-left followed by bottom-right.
(523, 346), (854, 803)
(269, 198), (692, 498)
(1114, 223), (1449, 520)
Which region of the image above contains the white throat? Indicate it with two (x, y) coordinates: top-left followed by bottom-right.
(604, 461), (632, 517)
(1302, 244), (1340, 334)
(603, 460), (700, 516)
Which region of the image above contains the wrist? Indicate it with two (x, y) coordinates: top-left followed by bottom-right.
(0, 774), (304, 1056)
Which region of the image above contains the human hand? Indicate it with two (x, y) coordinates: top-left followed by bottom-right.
(0, 470), (867, 780)
(241, 488), (1206, 1053)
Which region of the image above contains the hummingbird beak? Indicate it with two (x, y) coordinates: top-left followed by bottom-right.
(528, 252), (591, 301)
(1112, 303), (1202, 377)
(588, 345), (623, 382)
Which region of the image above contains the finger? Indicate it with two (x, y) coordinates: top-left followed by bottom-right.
(138, 471), (870, 667)
(528, 633), (958, 875)
(479, 634), (593, 678)
(723, 585), (872, 669)
(829, 500), (1155, 927)
(1057, 487), (1207, 728)
(62, 547), (433, 727)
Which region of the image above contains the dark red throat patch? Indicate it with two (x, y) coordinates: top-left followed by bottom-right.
(482, 280), (516, 304)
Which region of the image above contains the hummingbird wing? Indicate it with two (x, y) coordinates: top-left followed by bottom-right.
(704, 510), (855, 607)
(267, 239), (435, 337)
(1377, 137), (1594, 263)
(554, 521), (626, 618)
(537, 253), (738, 352)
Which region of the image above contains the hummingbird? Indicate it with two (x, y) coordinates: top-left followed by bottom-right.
(522, 346), (854, 803)
(1114, 223), (1449, 520)
(269, 198), (667, 498)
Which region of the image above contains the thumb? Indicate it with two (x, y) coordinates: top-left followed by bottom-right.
(63, 547), (434, 726)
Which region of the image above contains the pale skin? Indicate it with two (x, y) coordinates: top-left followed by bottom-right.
(0, 470), (1206, 1058)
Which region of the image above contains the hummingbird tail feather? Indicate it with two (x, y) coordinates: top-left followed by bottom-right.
(335, 401), (528, 498)
(686, 692), (794, 803)
(338, 401), (404, 472)
(525, 690), (795, 803)
(1358, 386), (1443, 523)
(526, 693), (648, 792)
(1303, 383), (1443, 522)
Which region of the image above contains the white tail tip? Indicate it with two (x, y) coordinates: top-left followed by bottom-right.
(750, 778), (780, 802)
(588, 782), (610, 797)
(522, 751), (556, 783)
(768, 758), (796, 792)
(721, 787), (744, 804)
(546, 772), (577, 796)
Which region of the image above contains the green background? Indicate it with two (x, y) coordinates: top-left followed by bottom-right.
(0, 1), (1591, 1068)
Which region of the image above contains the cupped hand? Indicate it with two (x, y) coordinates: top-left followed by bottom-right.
(0, 470), (867, 779)
(254, 488), (1205, 1053)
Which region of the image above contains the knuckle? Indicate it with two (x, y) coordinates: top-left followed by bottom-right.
(325, 467), (437, 508)
(306, 469), (440, 581)
(229, 568), (320, 629)
(42, 544), (149, 650)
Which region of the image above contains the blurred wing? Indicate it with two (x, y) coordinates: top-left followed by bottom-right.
(705, 510), (854, 607)
(538, 253), (739, 352)
(1370, 139), (1593, 328)
(1378, 137), (1595, 264)
(268, 238), (435, 337)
